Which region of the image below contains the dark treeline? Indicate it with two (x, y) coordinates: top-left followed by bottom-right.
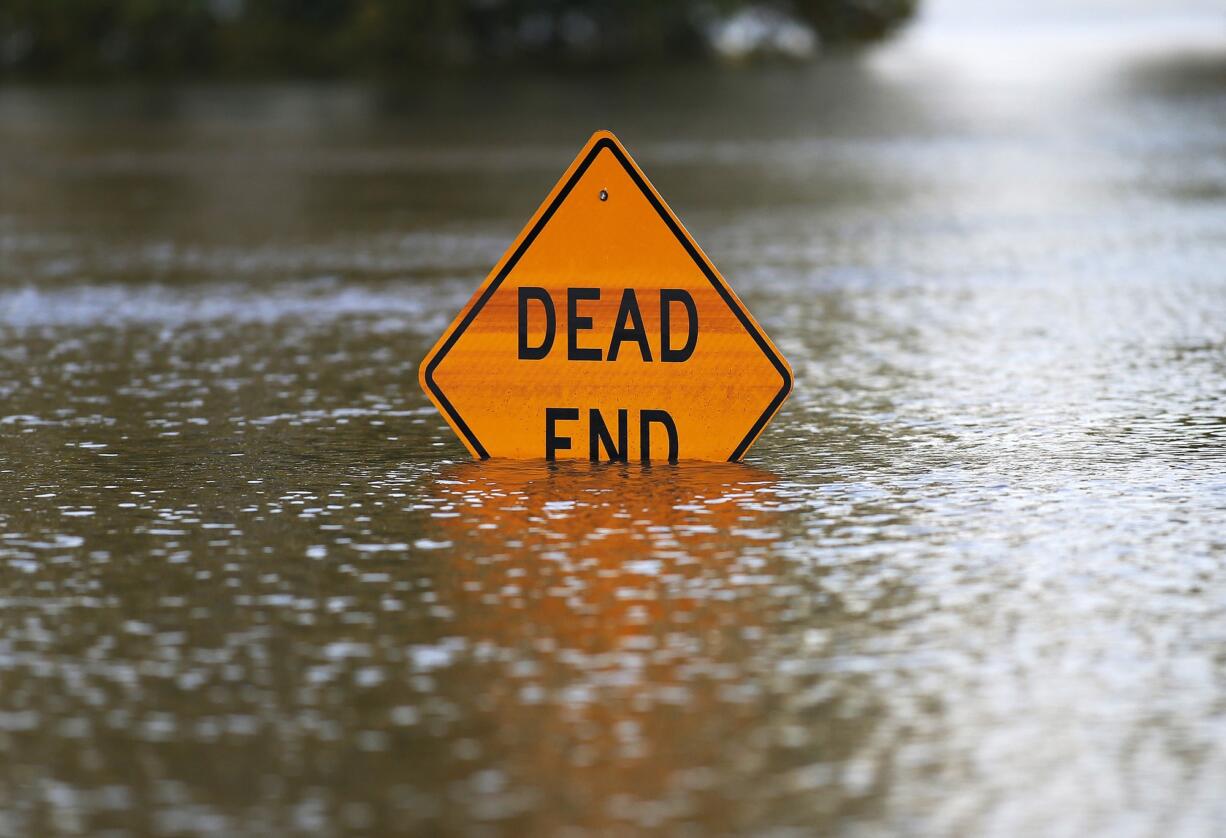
(0, 0), (916, 80)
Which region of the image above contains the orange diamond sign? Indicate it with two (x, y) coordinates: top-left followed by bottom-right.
(419, 130), (791, 462)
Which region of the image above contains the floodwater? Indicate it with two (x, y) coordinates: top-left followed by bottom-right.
(1, 8), (1225, 837)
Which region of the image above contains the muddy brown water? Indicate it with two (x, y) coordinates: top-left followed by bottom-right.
(1, 13), (1224, 836)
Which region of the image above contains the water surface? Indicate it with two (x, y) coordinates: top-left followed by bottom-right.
(1, 11), (1225, 836)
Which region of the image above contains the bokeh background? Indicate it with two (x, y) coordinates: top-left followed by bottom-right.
(1, 1), (1224, 835)
(2, 0), (916, 78)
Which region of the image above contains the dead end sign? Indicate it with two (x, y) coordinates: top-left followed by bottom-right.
(419, 130), (792, 462)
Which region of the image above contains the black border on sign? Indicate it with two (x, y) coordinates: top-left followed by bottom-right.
(423, 138), (792, 462)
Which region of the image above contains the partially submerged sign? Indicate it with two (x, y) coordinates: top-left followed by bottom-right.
(420, 130), (791, 462)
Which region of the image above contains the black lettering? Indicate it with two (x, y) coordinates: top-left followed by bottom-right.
(588, 408), (628, 462)
(545, 407), (578, 460)
(607, 289), (652, 362)
(567, 287), (602, 361)
(660, 289), (698, 363)
(639, 409), (678, 463)
(518, 287), (556, 360)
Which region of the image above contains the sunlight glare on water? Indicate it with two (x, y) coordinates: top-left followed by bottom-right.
(0, 2), (1224, 834)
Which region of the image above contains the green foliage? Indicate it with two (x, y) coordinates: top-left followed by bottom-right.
(0, 0), (916, 79)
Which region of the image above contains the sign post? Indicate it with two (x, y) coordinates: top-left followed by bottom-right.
(420, 131), (791, 462)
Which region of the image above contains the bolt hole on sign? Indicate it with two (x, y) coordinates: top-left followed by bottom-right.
(419, 131), (792, 463)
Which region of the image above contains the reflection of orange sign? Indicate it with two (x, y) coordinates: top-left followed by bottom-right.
(419, 461), (801, 832)
(423, 460), (785, 653)
(420, 130), (791, 462)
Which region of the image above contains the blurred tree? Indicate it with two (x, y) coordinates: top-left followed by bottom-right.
(793, 0), (917, 42)
(0, 0), (917, 79)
